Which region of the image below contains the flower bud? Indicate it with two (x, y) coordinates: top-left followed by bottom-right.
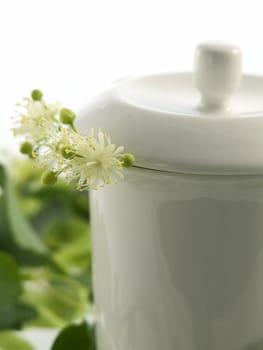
(60, 108), (76, 125)
(20, 142), (33, 156)
(31, 89), (43, 101)
(121, 153), (135, 168)
(41, 170), (58, 185)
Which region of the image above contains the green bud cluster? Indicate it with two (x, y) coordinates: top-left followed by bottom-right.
(20, 142), (33, 157)
(31, 89), (43, 101)
(60, 108), (76, 125)
(121, 153), (135, 168)
(41, 170), (58, 185)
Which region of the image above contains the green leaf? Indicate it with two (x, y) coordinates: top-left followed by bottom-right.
(0, 251), (21, 301)
(51, 321), (96, 350)
(54, 235), (91, 276)
(0, 303), (36, 330)
(46, 219), (93, 296)
(0, 331), (34, 350)
(0, 252), (36, 330)
(22, 268), (88, 328)
(43, 218), (90, 251)
(0, 164), (47, 255)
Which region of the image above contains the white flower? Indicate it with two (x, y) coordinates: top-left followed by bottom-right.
(33, 125), (73, 172)
(12, 97), (60, 143)
(65, 130), (125, 190)
(13, 91), (135, 190)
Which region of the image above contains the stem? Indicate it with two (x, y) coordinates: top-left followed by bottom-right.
(70, 122), (77, 132)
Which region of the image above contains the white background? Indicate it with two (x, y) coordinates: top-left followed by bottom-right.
(1, 0), (263, 348)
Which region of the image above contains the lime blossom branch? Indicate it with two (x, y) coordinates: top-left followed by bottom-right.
(12, 90), (135, 190)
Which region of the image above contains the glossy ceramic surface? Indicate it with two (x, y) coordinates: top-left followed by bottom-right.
(91, 167), (263, 350)
(78, 43), (263, 175)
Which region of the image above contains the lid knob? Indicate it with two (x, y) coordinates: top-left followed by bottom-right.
(194, 42), (242, 112)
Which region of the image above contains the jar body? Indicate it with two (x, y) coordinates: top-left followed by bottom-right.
(90, 167), (263, 350)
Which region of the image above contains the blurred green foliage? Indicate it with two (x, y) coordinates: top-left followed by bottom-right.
(0, 331), (34, 350)
(0, 252), (36, 330)
(0, 159), (95, 349)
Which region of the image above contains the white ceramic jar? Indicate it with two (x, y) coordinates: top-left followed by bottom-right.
(79, 42), (263, 350)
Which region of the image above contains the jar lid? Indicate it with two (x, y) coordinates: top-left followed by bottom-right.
(78, 42), (263, 175)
